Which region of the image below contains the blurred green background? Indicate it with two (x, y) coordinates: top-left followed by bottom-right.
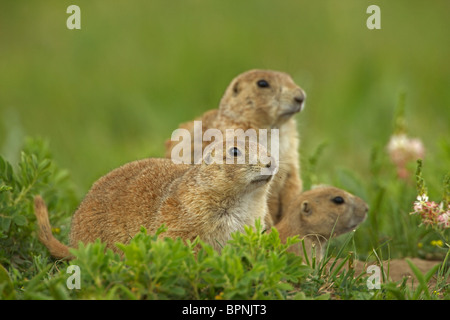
(1, 0), (449, 197)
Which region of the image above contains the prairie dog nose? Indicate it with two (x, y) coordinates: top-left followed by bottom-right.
(294, 90), (306, 104)
(262, 155), (278, 175)
(294, 95), (304, 104)
(363, 203), (370, 215)
(265, 159), (273, 168)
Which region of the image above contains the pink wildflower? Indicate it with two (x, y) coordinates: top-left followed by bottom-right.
(437, 205), (450, 229)
(413, 194), (428, 212)
(387, 134), (425, 179)
(411, 196), (450, 229)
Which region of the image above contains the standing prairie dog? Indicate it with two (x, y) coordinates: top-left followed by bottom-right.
(34, 139), (277, 259)
(275, 186), (369, 260)
(165, 69), (306, 226)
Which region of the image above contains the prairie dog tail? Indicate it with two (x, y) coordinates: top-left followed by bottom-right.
(33, 195), (73, 260)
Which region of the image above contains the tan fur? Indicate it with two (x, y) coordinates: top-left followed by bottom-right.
(165, 69), (306, 226)
(34, 196), (72, 259)
(275, 186), (369, 260)
(34, 139), (277, 259)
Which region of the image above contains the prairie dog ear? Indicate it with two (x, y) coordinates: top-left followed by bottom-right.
(232, 81), (240, 96)
(301, 200), (312, 216)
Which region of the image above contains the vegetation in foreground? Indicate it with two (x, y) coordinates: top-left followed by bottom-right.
(1, 125), (449, 300)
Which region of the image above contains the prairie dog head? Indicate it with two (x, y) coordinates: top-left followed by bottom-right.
(290, 186), (368, 239)
(200, 138), (278, 193)
(219, 69), (306, 128)
(185, 139), (277, 249)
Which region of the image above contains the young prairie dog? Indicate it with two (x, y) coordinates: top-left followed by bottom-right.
(275, 186), (369, 260)
(165, 69), (306, 226)
(34, 139), (277, 259)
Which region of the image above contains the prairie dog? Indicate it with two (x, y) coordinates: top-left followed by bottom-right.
(275, 186), (369, 260)
(34, 139), (277, 259)
(165, 69), (306, 225)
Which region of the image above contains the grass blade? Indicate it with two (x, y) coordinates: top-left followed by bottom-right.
(406, 258), (440, 300)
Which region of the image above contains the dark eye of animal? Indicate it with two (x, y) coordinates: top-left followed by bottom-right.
(229, 147), (241, 157)
(257, 79), (270, 88)
(332, 196), (345, 204)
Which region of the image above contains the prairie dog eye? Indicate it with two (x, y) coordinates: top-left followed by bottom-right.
(256, 79), (270, 88)
(228, 147), (241, 157)
(332, 196), (345, 205)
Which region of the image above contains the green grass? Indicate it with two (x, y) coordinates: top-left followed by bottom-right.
(0, 1), (449, 300)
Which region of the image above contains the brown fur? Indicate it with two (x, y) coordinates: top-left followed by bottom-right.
(275, 186), (369, 260)
(34, 195), (72, 259)
(34, 139), (276, 259)
(165, 69), (306, 226)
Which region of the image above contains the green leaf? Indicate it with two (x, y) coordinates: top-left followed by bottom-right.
(106, 284), (138, 300)
(276, 282), (293, 291)
(50, 282), (72, 300)
(13, 214), (27, 226)
(0, 264), (16, 299)
(0, 185), (13, 193)
(292, 291), (307, 300)
(382, 282), (407, 300)
(0, 156), (14, 183)
(38, 159), (52, 172)
(0, 216), (12, 233)
(314, 293), (331, 300)
(23, 263), (52, 293)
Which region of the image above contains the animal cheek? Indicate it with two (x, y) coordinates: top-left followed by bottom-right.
(245, 96), (255, 107)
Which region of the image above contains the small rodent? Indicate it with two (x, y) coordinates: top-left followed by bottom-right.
(34, 139), (277, 259)
(275, 186), (369, 260)
(165, 69), (306, 226)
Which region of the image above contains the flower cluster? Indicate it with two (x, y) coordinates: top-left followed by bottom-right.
(411, 194), (450, 229)
(387, 133), (425, 179)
